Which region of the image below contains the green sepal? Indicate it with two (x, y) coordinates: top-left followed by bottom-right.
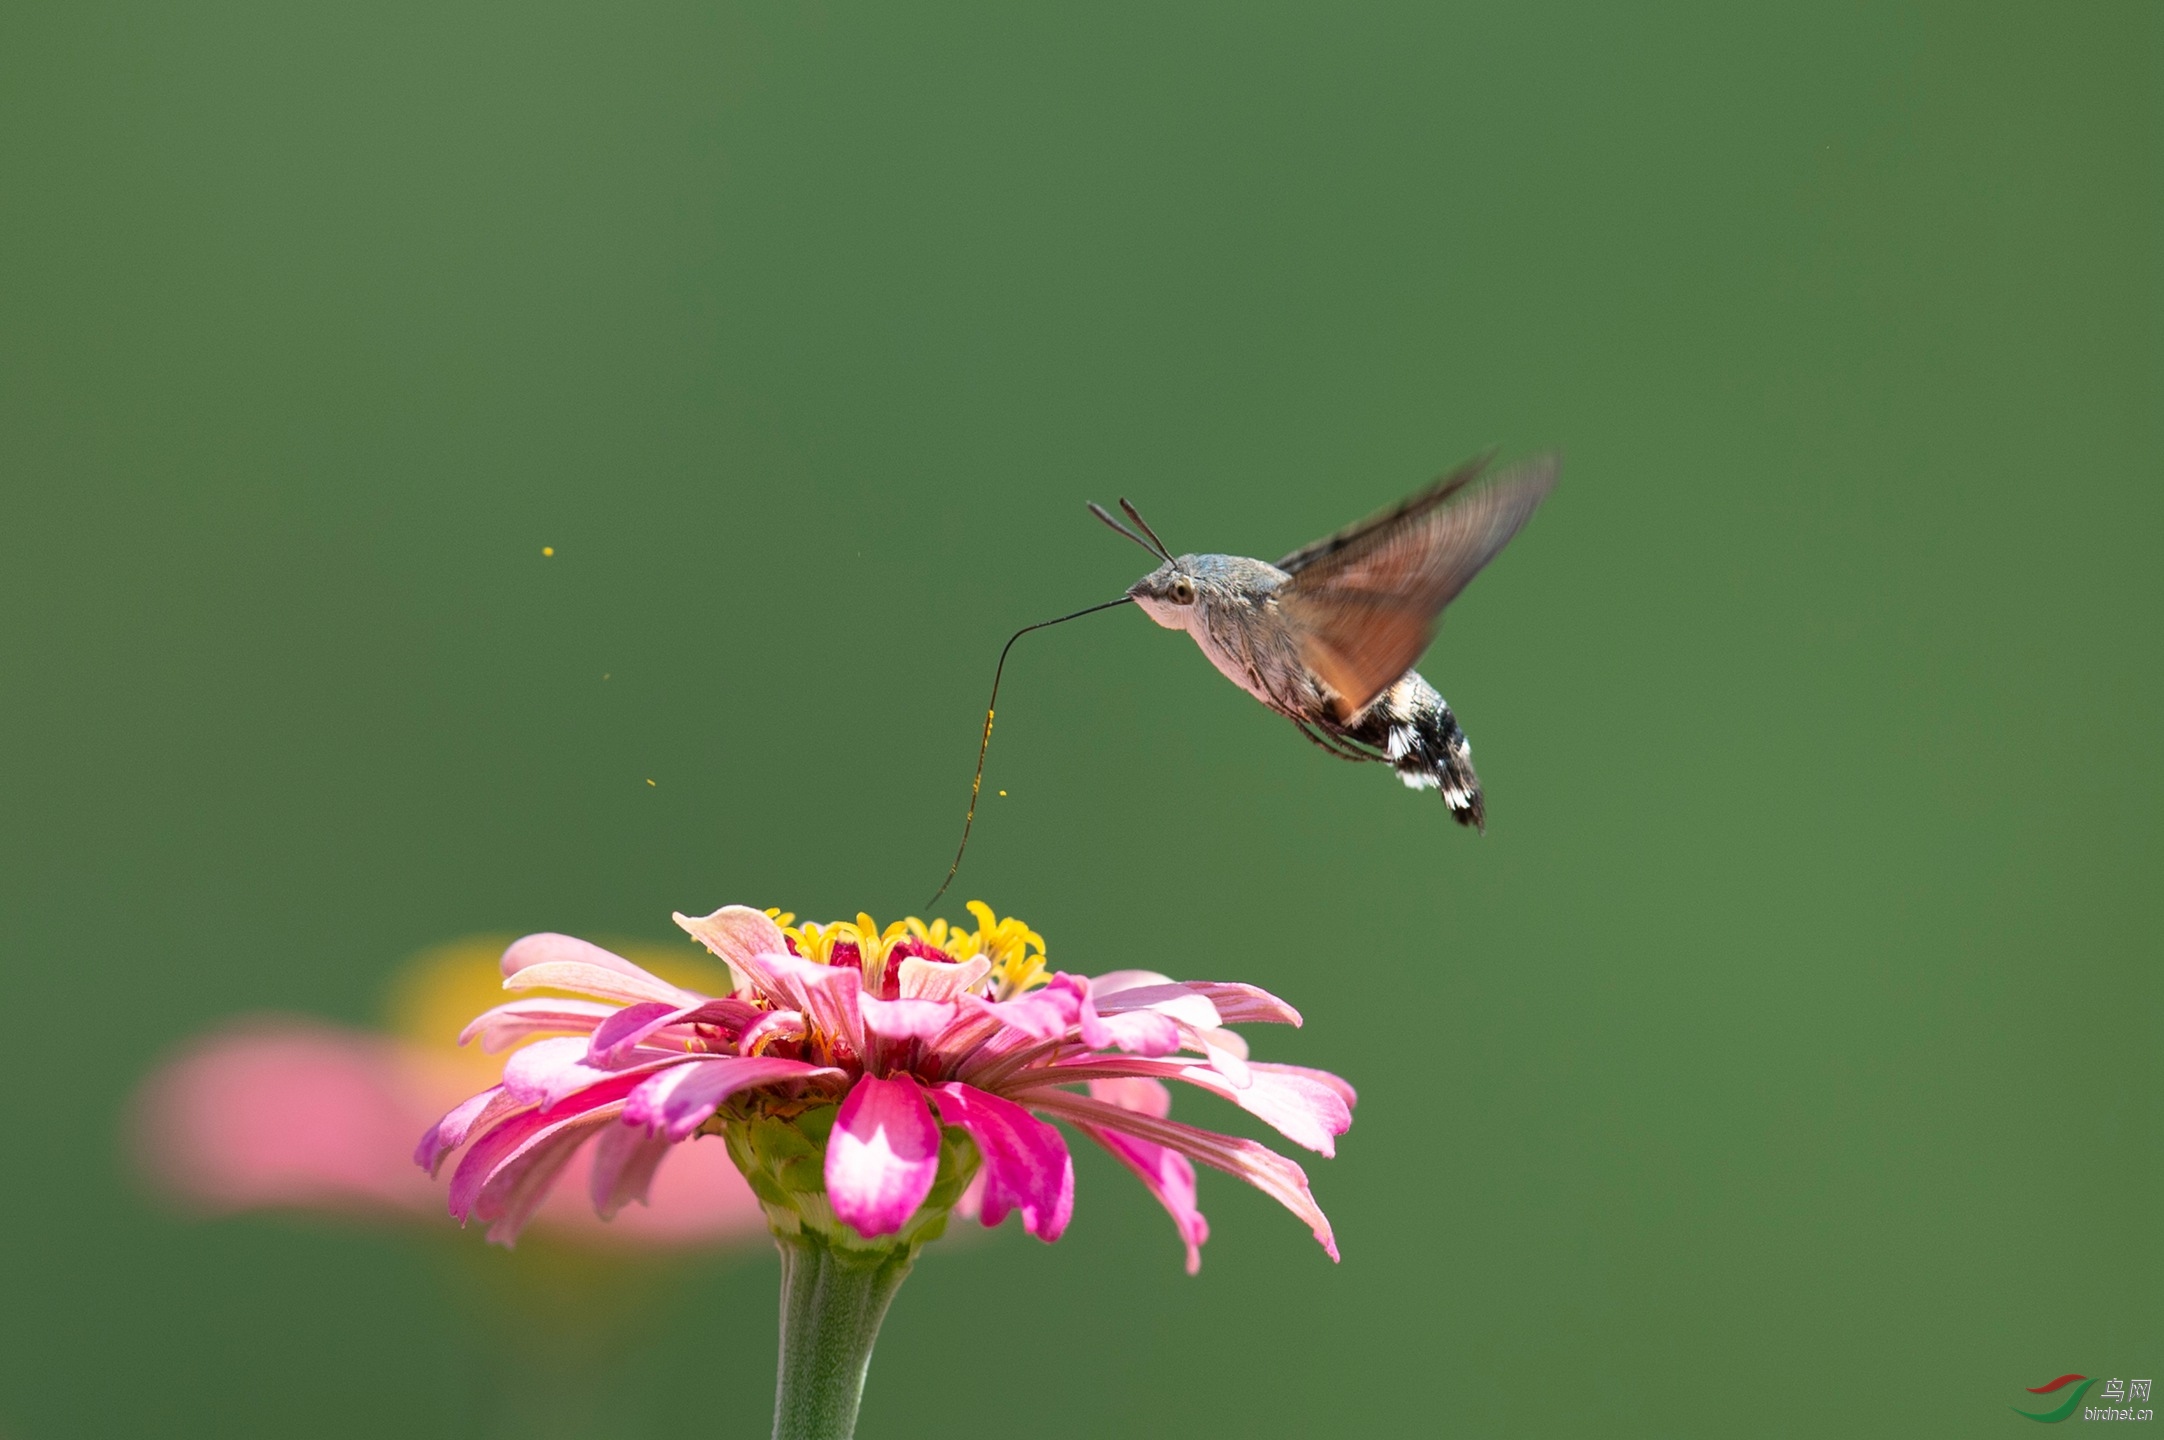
(721, 1102), (982, 1260)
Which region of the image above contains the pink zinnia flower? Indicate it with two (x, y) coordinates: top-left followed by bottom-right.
(130, 939), (769, 1251)
(419, 901), (1355, 1271)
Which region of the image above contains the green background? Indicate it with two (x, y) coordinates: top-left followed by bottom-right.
(1, 2), (2154, 1435)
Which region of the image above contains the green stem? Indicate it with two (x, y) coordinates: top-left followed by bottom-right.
(771, 1232), (914, 1440)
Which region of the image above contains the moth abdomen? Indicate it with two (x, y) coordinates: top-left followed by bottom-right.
(1338, 673), (1485, 832)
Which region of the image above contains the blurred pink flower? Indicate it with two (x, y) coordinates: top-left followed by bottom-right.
(131, 946), (768, 1250)
(421, 902), (1356, 1270)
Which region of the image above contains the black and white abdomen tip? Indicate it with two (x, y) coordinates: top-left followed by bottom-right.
(1349, 673), (1486, 831)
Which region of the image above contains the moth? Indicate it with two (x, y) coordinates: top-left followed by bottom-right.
(1098, 450), (1557, 830)
(926, 451), (1555, 906)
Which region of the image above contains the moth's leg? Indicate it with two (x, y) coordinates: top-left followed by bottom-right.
(1328, 729), (1390, 762)
(1292, 718), (1381, 763)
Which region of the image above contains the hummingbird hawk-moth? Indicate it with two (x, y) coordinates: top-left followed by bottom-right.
(927, 451), (1557, 906)
(1108, 449), (1557, 828)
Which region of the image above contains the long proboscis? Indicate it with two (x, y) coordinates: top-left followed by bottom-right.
(925, 595), (1135, 909)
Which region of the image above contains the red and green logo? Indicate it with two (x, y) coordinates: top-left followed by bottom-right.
(2014, 1375), (2098, 1423)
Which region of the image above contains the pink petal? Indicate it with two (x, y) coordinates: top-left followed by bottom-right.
(860, 996), (955, 1042)
(586, 1002), (682, 1063)
(896, 955), (990, 1001)
(1024, 1058), (1352, 1156)
(623, 1054), (843, 1142)
(501, 961), (695, 1009)
(959, 986), (1079, 1043)
(588, 1120), (673, 1219)
(1196, 1027), (1253, 1089)
(497, 931), (692, 1000)
(457, 999), (618, 1053)
(501, 932), (637, 980)
(711, 950), (808, 1012)
(474, 1104), (624, 1246)
(1090, 969), (1173, 995)
(1089, 1075), (1173, 1120)
(1181, 981), (1303, 1027)
(930, 1082), (1074, 1243)
(543, 1126), (766, 1248)
(921, 1008), (1004, 1067)
(1272, 1061), (1355, 1110)
(501, 1036), (689, 1111)
(672, 905), (791, 997)
(1082, 1078), (1208, 1274)
(1077, 1004), (1182, 1057)
(738, 1009), (807, 1055)
(756, 953), (867, 1059)
(1177, 1059), (1352, 1154)
(449, 1108), (551, 1221)
(500, 1036), (600, 1103)
(952, 1166), (986, 1222)
(825, 1076), (941, 1239)
(1089, 982), (1222, 1030)
(588, 998), (757, 1066)
(448, 1070), (652, 1223)
(677, 941), (871, 1055)
(1027, 1089), (1338, 1262)
(415, 1085), (521, 1176)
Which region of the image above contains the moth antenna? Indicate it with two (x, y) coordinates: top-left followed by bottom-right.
(927, 595), (1135, 910)
(1116, 497), (1174, 562)
(1088, 501), (1162, 558)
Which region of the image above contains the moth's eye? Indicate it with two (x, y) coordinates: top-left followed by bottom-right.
(1169, 578), (1196, 605)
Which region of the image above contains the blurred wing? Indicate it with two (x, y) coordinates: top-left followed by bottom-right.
(1278, 452), (1558, 717)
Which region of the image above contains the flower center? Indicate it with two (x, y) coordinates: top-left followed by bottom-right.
(770, 904), (1052, 1001)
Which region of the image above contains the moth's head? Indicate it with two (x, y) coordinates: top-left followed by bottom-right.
(1127, 559), (1203, 630)
(1091, 499), (1198, 629)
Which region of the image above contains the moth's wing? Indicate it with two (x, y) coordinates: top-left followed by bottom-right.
(1278, 452), (1558, 718)
(1274, 451), (1496, 577)
(1276, 592), (1438, 721)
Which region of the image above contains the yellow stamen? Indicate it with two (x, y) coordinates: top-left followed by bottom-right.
(775, 901), (1050, 1000)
